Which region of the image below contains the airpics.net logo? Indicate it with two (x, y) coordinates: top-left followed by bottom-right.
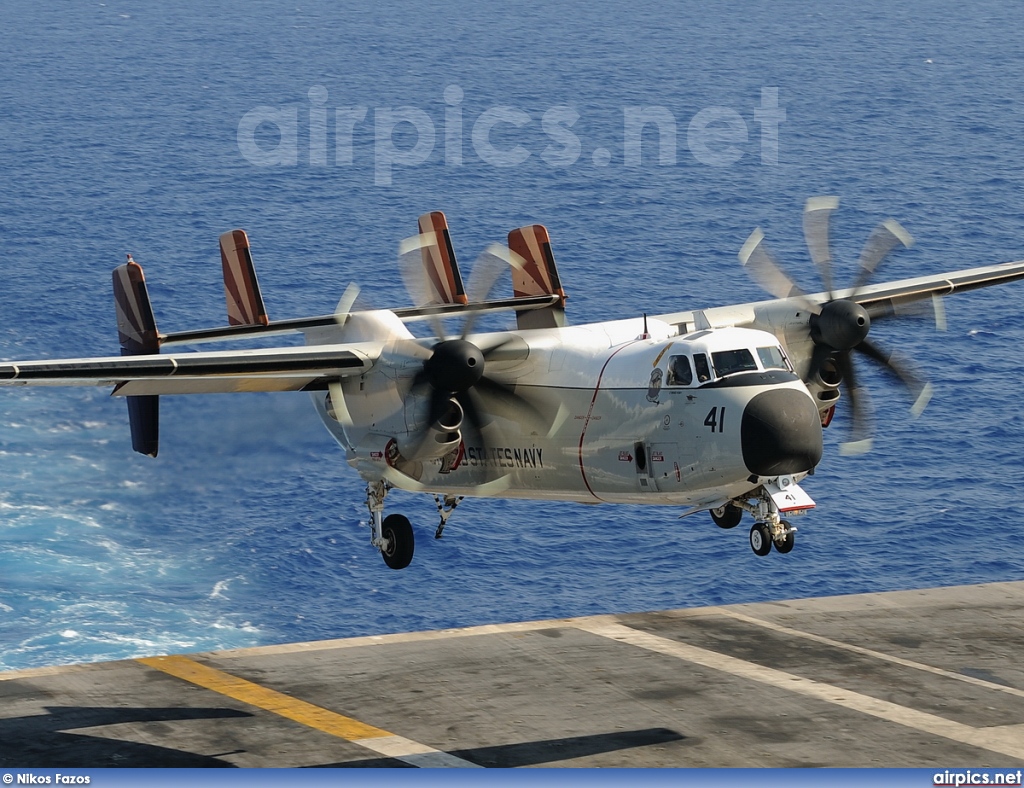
(934, 770), (1024, 786)
(236, 85), (786, 185)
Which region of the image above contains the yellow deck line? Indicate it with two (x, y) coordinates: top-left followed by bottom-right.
(138, 655), (391, 741)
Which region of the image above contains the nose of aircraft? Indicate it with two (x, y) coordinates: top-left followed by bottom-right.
(741, 388), (824, 476)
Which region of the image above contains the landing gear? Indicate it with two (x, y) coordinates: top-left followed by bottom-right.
(381, 514), (414, 570)
(749, 518), (797, 557)
(774, 521), (796, 554)
(365, 480), (416, 570)
(749, 522), (772, 556)
(433, 494), (464, 539)
(710, 504), (743, 529)
(731, 486), (800, 557)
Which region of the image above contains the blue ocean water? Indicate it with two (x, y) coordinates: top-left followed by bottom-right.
(1, 0), (1023, 671)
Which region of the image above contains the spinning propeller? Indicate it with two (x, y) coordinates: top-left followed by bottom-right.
(335, 236), (552, 484)
(739, 197), (938, 454)
(398, 239), (552, 470)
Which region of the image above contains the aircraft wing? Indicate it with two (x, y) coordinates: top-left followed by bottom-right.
(653, 259), (1024, 330)
(0, 343), (377, 396)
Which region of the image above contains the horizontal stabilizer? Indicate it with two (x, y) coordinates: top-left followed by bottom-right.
(112, 256), (160, 457)
(507, 225), (567, 330)
(220, 229), (269, 327)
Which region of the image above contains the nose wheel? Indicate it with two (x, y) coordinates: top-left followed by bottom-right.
(749, 519), (795, 556)
(773, 524), (795, 554)
(749, 522), (772, 556)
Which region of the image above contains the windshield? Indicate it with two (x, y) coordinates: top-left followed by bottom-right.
(711, 348), (758, 377)
(757, 345), (790, 371)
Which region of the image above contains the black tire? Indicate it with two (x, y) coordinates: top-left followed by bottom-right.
(774, 521), (795, 554)
(749, 523), (772, 557)
(710, 504), (743, 529)
(381, 514), (414, 570)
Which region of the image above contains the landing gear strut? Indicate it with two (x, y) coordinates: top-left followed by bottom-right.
(365, 480), (415, 570)
(731, 486), (798, 557)
(433, 494), (464, 539)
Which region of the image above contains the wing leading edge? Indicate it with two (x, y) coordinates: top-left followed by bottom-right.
(0, 344), (375, 395)
(652, 259), (1024, 331)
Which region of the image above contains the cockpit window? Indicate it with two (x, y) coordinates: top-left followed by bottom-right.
(693, 353), (712, 383)
(666, 355), (692, 386)
(757, 345), (790, 371)
(712, 348), (758, 377)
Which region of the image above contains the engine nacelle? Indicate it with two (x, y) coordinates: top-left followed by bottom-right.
(806, 355), (842, 410)
(396, 397), (464, 462)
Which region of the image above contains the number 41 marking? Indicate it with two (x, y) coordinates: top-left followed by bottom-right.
(704, 406), (726, 433)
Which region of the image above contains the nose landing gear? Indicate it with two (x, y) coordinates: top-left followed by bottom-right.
(749, 519), (796, 556)
(721, 481), (805, 556)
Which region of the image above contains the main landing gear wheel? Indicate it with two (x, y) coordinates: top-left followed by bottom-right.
(381, 514), (414, 570)
(749, 522), (773, 557)
(711, 504), (743, 529)
(774, 521), (795, 554)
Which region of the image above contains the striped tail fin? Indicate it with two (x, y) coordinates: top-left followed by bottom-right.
(507, 225), (567, 329)
(416, 211), (467, 305)
(113, 255), (160, 457)
(220, 229), (269, 326)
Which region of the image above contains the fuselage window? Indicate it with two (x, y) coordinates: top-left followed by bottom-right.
(667, 355), (693, 386)
(694, 353), (712, 383)
(757, 345), (790, 371)
(711, 348), (758, 377)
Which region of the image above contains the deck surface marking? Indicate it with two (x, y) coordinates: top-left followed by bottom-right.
(576, 620), (1024, 760)
(716, 608), (1024, 699)
(137, 655), (479, 768)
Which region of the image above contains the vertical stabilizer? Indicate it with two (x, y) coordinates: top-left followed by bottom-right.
(220, 229), (269, 326)
(507, 224), (567, 329)
(416, 211), (467, 305)
(112, 255), (160, 457)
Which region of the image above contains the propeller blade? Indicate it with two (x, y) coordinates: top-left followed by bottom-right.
(866, 294), (946, 332)
(853, 339), (933, 417)
(834, 350), (873, 455)
(478, 333), (530, 364)
(739, 228), (813, 306)
(803, 196), (839, 297)
(850, 219), (914, 294)
(471, 375), (555, 436)
(455, 387), (510, 485)
(805, 343), (836, 386)
(333, 283), (362, 325)
(380, 464), (429, 491)
(397, 232), (448, 340)
(459, 244), (523, 339)
(402, 388), (462, 462)
(326, 380), (354, 429)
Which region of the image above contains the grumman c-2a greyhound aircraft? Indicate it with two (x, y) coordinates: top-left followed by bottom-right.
(2, 199), (1023, 569)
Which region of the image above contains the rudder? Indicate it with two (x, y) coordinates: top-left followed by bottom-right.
(416, 211), (467, 305)
(507, 224), (567, 329)
(220, 229), (269, 326)
(113, 255), (160, 457)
